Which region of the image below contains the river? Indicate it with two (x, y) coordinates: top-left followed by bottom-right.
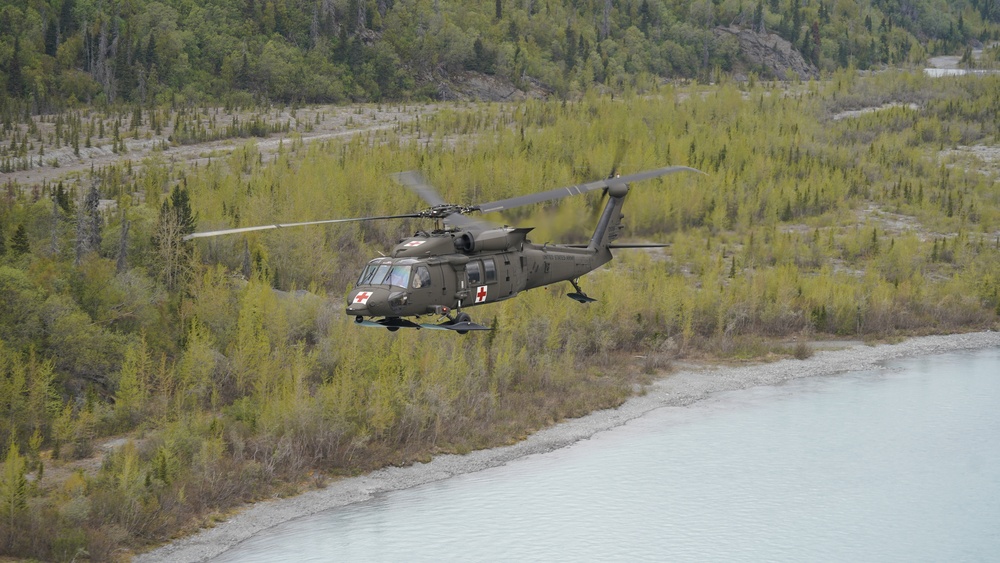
(209, 345), (1000, 562)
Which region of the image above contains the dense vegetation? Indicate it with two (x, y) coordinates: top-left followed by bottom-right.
(1, 70), (1000, 559)
(2, 0), (1000, 108)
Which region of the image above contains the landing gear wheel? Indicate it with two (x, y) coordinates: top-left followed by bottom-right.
(454, 312), (472, 335)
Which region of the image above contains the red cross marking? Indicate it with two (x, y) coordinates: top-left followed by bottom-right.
(476, 286), (487, 303)
(354, 291), (371, 303)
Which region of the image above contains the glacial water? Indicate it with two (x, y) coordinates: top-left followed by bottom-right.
(213, 347), (1000, 562)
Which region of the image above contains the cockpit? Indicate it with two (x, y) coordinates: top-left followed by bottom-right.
(356, 258), (432, 289)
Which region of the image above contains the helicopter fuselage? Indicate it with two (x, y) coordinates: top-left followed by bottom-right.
(184, 165), (699, 333)
(345, 227), (612, 321)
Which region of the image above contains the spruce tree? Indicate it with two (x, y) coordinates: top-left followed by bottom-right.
(7, 38), (24, 98)
(116, 217), (130, 274)
(55, 182), (72, 214)
(75, 182), (102, 263)
(169, 184), (197, 235)
(10, 225), (29, 256)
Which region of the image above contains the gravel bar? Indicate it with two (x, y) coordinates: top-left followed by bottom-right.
(137, 331), (1000, 562)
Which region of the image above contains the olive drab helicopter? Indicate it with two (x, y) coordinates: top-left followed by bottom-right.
(183, 166), (700, 333)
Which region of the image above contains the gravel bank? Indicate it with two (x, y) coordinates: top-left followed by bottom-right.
(137, 331), (1000, 562)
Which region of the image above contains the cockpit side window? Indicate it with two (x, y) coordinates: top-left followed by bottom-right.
(413, 266), (432, 289)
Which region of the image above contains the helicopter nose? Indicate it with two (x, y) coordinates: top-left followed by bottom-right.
(347, 288), (378, 315)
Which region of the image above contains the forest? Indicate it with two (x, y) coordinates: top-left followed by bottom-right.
(0, 1), (999, 560)
(1, 0), (1000, 108)
(0, 67), (998, 559)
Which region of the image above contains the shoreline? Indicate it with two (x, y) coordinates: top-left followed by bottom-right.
(137, 331), (1000, 562)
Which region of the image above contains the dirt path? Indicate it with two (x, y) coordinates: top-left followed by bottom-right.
(4, 104), (441, 188)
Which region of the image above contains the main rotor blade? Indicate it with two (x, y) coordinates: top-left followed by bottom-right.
(392, 170), (492, 229)
(183, 214), (422, 240)
(392, 171), (446, 207)
(474, 165), (703, 214)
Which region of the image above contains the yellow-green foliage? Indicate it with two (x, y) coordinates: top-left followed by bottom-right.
(4, 72), (1000, 558)
(127, 74), (1000, 536)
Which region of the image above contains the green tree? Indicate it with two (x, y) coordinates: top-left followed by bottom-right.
(170, 184), (197, 236)
(152, 185), (196, 290)
(175, 319), (217, 411)
(41, 293), (126, 386)
(754, 1), (765, 33)
(75, 182), (102, 263)
(7, 37), (24, 98)
(0, 346), (27, 449)
(0, 267), (44, 350)
(0, 442), (27, 549)
(24, 350), (57, 447)
(115, 337), (151, 426)
(55, 182), (73, 214)
(9, 226), (29, 256)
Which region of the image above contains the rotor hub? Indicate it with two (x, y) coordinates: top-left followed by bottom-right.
(418, 204), (476, 219)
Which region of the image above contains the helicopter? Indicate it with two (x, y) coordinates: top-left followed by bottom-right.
(184, 166), (700, 333)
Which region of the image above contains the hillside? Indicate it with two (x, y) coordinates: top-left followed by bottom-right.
(1, 0), (999, 108)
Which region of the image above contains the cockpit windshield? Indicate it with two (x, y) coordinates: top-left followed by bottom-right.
(357, 260), (390, 286)
(385, 265), (411, 287)
(356, 259), (414, 288)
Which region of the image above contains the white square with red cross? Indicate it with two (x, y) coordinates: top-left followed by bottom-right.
(474, 285), (488, 303)
(354, 291), (372, 305)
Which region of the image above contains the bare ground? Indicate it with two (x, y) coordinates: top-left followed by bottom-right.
(3, 104), (442, 189)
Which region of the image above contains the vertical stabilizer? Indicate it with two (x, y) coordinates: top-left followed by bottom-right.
(588, 183), (629, 252)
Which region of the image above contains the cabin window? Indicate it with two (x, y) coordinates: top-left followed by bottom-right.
(413, 266), (431, 289)
(483, 258), (497, 283)
(467, 261), (482, 285)
(384, 265), (411, 287)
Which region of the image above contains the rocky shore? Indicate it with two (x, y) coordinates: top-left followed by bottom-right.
(138, 331), (1000, 562)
